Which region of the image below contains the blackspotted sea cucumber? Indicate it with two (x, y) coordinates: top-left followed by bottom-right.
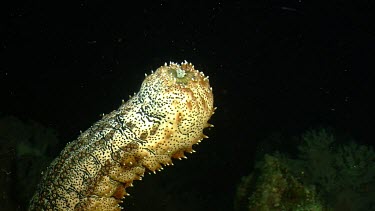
(29, 61), (215, 210)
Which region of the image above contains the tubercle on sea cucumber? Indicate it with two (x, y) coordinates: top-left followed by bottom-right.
(28, 61), (215, 210)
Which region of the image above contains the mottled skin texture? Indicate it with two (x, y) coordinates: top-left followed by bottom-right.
(29, 62), (214, 210)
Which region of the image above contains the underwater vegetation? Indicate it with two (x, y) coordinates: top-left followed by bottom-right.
(238, 154), (323, 211)
(0, 116), (58, 210)
(235, 129), (375, 211)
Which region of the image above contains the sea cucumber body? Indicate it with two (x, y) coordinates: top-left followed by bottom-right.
(29, 62), (214, 210)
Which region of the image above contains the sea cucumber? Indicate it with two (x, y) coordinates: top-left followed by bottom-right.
(28, 61), (215, 210)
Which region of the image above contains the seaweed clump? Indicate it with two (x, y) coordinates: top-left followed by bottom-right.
(235, 154), (323, 211)
(0, 116), (58, 210)
(235, 129), (375, 211)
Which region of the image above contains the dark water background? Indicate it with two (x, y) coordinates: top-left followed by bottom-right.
(1, 1), (374, 210)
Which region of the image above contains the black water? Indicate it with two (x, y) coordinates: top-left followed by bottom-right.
(2, 1), (374, 210)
